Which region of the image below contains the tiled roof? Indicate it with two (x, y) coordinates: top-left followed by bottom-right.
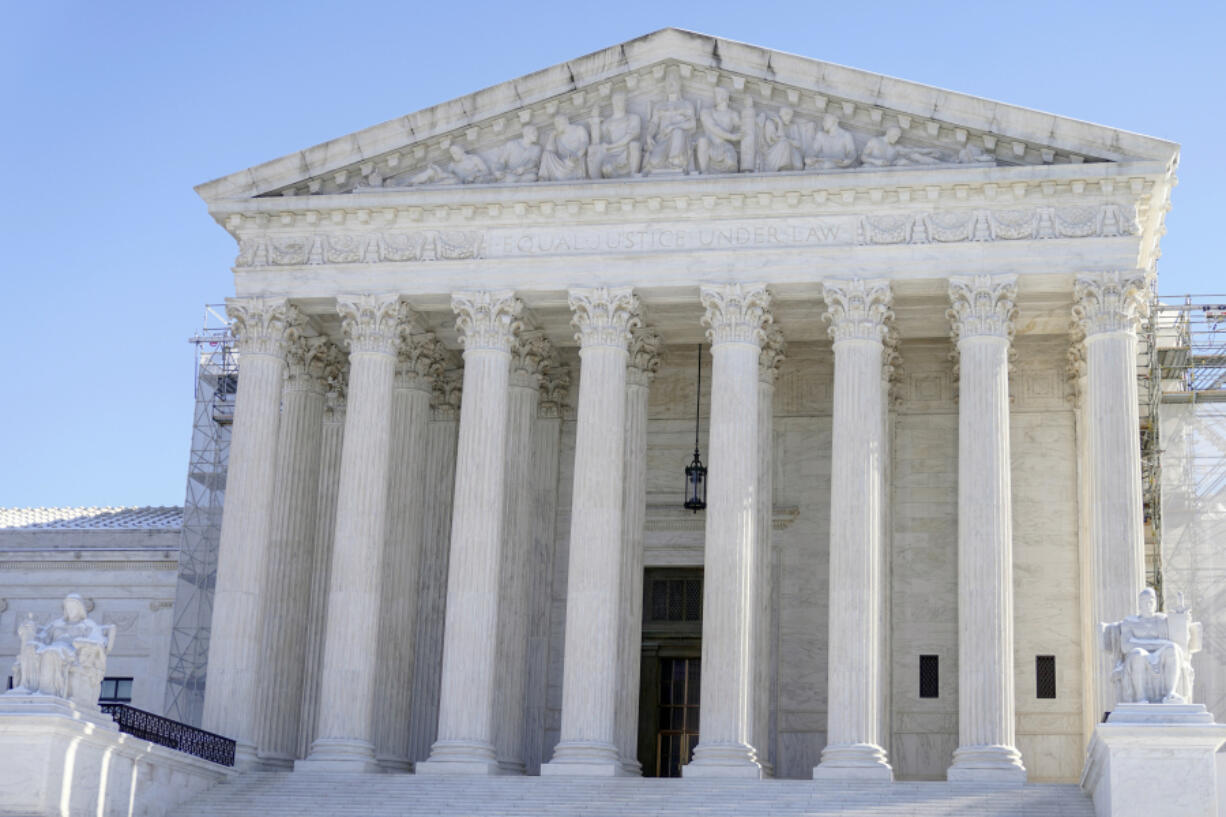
(0, 506), (183, 530)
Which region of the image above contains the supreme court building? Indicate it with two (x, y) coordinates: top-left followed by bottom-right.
(192, 29), (1179, 784)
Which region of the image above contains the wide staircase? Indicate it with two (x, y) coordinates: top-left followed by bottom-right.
(180, 772), (1095, 817)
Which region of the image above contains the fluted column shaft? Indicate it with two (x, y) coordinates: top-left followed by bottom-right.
(1074, 271), (1148, 720)
(494, 335), (550, 774)
(298, 361), (347, 760)
(685, 283), (770, 779)
(815, 279), (894, 781)
(615, 329), (660, 775)
(544, 287), (640, 777)
(408, 374), (462, 763)
(203, 297), (290, 765)
(373, 331), (443, 771)
(420, 291), (522, 775)
(947, 275), (1026, 784)
(754, 329), (784, 778)
(302, 295), (403, 772)
(255, 333), (328, 767)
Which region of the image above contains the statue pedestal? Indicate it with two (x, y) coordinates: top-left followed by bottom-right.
(0, 694), (231, 816)
(1081, 704), (1226, 817)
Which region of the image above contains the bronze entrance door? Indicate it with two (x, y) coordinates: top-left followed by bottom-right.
(638, 568), (702, 777)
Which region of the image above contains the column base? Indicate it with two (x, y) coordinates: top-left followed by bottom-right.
(255, 751), (295, 771)
(813, 742), (893, 781)
(375, 755), (413, 773)
(295, 737), (380, 774)
(232, 740), (261, 771)
(946, 744), (1026, 786)
(620, 758), (643, 776)
(682, 742), (763, 779)
(415, 739), (503, 776)
(542, 740), (625, 776)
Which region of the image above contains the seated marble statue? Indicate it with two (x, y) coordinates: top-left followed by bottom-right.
(696, 87), (747, 174)
(957, 142), (997, 164)
(643, 68), (696, 175)
(8, 593), (116, 708)
(757, 106), (804, 173)
(494, 125), (543, 183)
(586, 91), (642, 179)
(410, 145), (493, 186)
(538, 115), (590, 182)
(804, 114), (858, 169)
(860, 126), (944, 167)
(1101, 587), (1201, 704)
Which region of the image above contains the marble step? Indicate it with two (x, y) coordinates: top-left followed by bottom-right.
(180, 773), (1095, 817)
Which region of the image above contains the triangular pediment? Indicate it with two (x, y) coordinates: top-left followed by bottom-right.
(196, 29), (1178, 204)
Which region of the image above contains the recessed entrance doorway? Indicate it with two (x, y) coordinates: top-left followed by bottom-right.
(638, 567), (702, 777)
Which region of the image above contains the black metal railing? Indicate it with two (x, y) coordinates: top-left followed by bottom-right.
(101, 704), (236, 767)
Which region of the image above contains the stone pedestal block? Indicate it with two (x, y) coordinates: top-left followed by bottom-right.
(1081, 704), (1226, 817)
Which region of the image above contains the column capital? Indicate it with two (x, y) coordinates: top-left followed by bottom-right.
(759, 326), (787, 385)
(538, 367), (571, 419)
(627, 327), (663, 387)
(821, 278), (893, 345)
(337, 294), (403, 356)
(510, 331), (555, 389)
(453, 290), (523, 353)
(430, 369), (463, 421)
(1072, 271), (1150, 337)
(226, 297), (293, 359)
(284, 332), (332, 394)
(701, 283), (772, 347)
(569, 287), (640, 350)
(395, 331), (445, 391)
(947, 274), (1018, 344)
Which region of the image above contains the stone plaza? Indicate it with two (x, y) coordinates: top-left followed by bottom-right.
(3, 28), (1220, 817)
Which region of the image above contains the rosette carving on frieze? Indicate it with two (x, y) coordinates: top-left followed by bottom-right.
(395, 330), (446, 390)
(510, 331), (556, 389)
(947, 274), (1019, 344)
(758, 326), (787, 385)
(569, 287), (641, 350)
(821, 278), (894, 345)
(452, 290), (523, 353)
(1071, 271), (1151, 337)
(225, 297), (292, 359)
(337, 294), (404, 356)
(627, 326), (663, 387)
(701, 283), (772, 347)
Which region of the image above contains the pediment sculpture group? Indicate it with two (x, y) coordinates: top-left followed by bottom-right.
(361, 68), (995, 191)
(3, 593), (116, 709)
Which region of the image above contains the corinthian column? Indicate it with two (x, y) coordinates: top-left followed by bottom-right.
(755, 327), (785, 778)
(203, 297), (291, 766)
(1073, 271), (1149, 721)
(684, 283), (771, 779)
(298, 347), (347, 759)
(946, 275), (1026, 784)
(814, 279), (894, 781)
(301, 294), (404, 772)
(373, 330), (444, 771)
(616, 326), (661, 775)
(419, 291), (522, 775)
(494, 331), (553, 774)
(255, 327), (329, 768)
(543, 287), (640, 777)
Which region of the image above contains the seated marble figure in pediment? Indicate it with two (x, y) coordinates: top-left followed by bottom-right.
(349, 64), (1018, 194)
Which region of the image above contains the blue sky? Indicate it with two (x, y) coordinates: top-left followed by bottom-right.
(1, 1), (1221, 508)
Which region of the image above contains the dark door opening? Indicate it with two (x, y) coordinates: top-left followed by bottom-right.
(638, 567), (703, 777)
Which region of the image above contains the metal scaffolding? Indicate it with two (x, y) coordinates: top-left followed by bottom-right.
(163, 305), (236, 725)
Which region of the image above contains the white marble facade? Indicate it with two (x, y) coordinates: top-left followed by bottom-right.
(191, 30), (1179, 784)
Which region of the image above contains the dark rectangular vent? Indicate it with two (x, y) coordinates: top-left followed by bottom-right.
(919, 655), (939, 699)
(1036, 655), (1056, 699)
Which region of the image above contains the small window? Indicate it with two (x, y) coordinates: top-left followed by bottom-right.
(919, 655), (939, 698)
(1036, 656), (1056, 699)
(648, 577), (703, 623)
(99, 677), (133, 704)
